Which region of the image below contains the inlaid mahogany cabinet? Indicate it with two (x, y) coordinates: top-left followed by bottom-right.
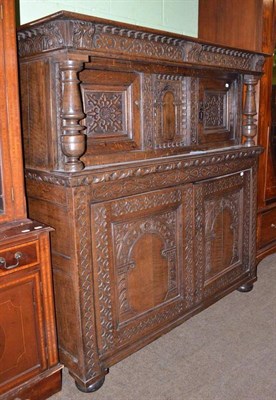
(17, 11), (266, 392)
(0, 1), (62, 399)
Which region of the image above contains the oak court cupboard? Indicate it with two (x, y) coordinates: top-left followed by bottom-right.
(17, 11), (266, 393)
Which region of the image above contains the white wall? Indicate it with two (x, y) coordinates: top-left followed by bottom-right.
(19, 0), (198, 37)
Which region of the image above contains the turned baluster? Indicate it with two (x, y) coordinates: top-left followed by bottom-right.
(60, 60), (86, 172)
(242, 74), (259, 146)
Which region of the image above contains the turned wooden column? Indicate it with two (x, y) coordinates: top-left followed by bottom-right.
(242, 74), (259, 146)
(60, 60), (86, 172)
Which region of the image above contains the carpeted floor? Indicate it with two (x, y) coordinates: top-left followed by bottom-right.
(50, 254), (276, 400)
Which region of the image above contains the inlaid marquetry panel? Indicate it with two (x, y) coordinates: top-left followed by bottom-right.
(194, 170), (252, 301)
(80, 69), (141, 157)
(90, 185), (195, 355)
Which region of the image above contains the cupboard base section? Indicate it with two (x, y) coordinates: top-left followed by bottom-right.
(24, 152), (259, 393)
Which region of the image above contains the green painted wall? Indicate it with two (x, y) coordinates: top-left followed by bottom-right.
(19, 0), (198, 37)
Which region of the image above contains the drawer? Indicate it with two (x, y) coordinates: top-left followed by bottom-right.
(258, 208), (276, 248)
(0, 241), (38, 272)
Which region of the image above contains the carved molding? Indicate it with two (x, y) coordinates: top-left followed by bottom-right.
(111, 189), (182, 216)
(92, 205), (114, 353)
(17, 15), (265, 73)
(183, 186), (195, 307)
(117, 301), (184, 344)
(186, 43), (264, 73)
(74, 188), (101, 379)
(24, 148), (261, 199)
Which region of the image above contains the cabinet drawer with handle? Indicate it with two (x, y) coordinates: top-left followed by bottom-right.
(258, 207), (276, 248)
(0, 241), (38, 272)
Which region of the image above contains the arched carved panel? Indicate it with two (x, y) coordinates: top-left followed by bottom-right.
(91, 185), (194, 355)
(113, 212), (178, 323)
(194, 171), (250, 299)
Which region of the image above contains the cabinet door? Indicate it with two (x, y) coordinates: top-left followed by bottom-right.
(194, 170), (253, 301)
(198, 77), (239, 146)
(0, 268), (47, 394)
(91, 186), (194, 358)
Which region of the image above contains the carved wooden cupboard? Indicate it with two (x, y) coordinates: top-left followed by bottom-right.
(0, 1), (62, 399)
(17, 11), (265, 393)
(198, 0), (276, 262)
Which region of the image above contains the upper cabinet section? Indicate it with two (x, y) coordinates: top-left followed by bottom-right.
(0, 0), (26, 223)
(17, 11), (266, 172)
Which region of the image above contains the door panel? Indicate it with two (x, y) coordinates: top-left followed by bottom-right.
(91, 185), (194, 357)
(194, 170), (252, 301)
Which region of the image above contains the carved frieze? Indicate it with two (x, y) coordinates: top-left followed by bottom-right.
(17, 13), (265, 73)
(24, 147), (261, 196)
(186, 43), (265, 73)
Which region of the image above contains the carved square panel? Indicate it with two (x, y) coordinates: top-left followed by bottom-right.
(90, 185), (194, 356)
(79, 69), (141, 161)
(198, 77), (240, 145)
(84, 91), (126, 137)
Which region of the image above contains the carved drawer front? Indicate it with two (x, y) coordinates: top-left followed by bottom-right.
(194, 170), (251, 301)
(0, 269), (47, 395)
(198, 77), (239, 145)
(258, 206), (276, 249)
(79, 69), (141, 160)
(0, 241), (38, 272)
(91, 186), (194, 357)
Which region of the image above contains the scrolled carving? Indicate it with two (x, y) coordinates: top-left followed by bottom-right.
(187, 43), (264, 72)
(93, 24), (185, 61)
(17, 21), (65, 57)
(72, 20), (95, 48)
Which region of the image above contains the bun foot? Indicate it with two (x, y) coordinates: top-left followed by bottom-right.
(75, 375), (105, 393)
(237, 282), (254, 293)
